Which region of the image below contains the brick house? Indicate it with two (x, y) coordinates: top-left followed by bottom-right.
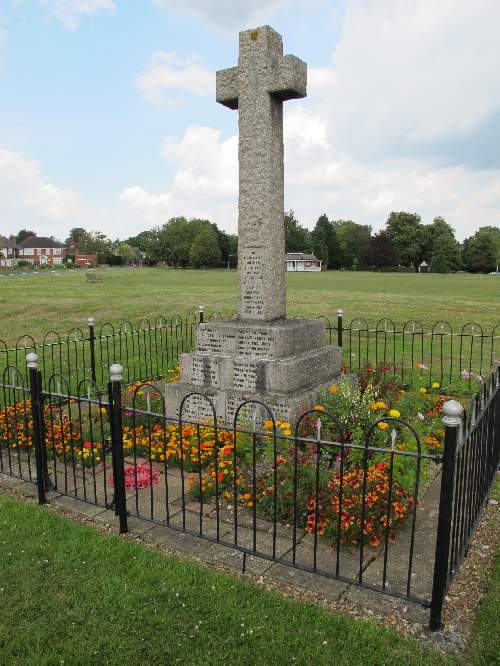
(65, 242), (97, 267)
(0, 236), (98, 268)
(0, 236), (19, 267)
(17, 236), (65, 266)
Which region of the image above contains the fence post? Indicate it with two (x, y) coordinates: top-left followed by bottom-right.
(27, 353), (46, 505)
(88, 317), (97, 384)
(108, 363), (128, 534)
(337, 308), (343, 348)
(429, 399), (463, 630)
(198, 304), (204, 324)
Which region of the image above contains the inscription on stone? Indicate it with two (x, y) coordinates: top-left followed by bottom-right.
(233, 360), (265, 392)
(191, 356), (219, 387)
(236, 328), (275, 358)
(241, 249), (265, 318)
(226, 394), (254, 425)
(198, 327), (235, 354)
(180, 392), (217, 421)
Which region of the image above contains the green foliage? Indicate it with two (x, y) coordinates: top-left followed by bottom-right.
(385, 212), (422, 267)
(189, 226), (222, 268)
(284, 210), (312, 252)
(66, 227), (115, 258)
(312, 213), (331, 265)
(115, 242), (136, 264)
(15, 229), (36, 244)
(312, 214), (342, 268)
(462, 226), (500, 273)
(430, 246), (451, 273)
(336, 220), (371, 269)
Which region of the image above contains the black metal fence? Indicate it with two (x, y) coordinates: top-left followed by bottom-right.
(1, 356), (498, 630)
(1, 311), (498, 394)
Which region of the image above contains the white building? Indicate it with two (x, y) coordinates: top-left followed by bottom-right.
(285, 252), (322, 272)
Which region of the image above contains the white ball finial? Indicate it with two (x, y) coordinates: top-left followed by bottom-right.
(442, 399), (464, 427)
(109, 363), (123, 382)
(198, 305), (204, 312)
(26, 353), (39, 369)
(87, 317), (95, 327)
(337, 308), (344, 316)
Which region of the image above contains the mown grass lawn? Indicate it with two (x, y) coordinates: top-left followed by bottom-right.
(0, 268), (498, 343)
(0, 493), (498, 666)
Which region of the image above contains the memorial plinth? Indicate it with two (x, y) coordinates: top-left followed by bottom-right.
(163, 26), (342, 425)
(164, 319), (342, 424)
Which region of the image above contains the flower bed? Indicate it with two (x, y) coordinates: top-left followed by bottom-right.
(0, 363), (477, 549)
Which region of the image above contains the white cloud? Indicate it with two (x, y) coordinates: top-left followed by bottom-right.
(320, 0), (500, 160)
(282, 104), (500, 240)
(118, 126), (237, 230)
(23, 0), (115, 30)
(152, 0), (285, 31)
(115, 113), (500, 241)
(0, 149), (81, 232)
(135, 51), (214, 108)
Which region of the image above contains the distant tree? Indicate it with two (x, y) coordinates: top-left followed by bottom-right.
(226, 234), (238, 266)
(363, 231), (400, 268)
(116, 243), (136, 265)
(16, 229), (36, 244)
(66, 227), (115, 259)
(158, 217), (195, 267)
(478, 226), (500, 264)
(425, 217), (461, 271)
(462, 227), (499, 273)
(335, 220), (371, 269)
(312, 214), (330, 266)
(385, 212), (423, 266)
(125, 228), (161, 263)
(284, 210), (312, 253)
(189, 227), (222, 268)
(429, 246), (451, 273)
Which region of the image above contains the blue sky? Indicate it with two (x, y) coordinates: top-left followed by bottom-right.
(0, 0), (499, 242)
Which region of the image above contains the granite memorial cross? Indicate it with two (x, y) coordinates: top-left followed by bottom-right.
(216, 26), (306, 321)
(164, 26), (341, 425)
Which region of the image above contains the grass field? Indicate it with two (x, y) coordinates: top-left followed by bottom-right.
(0, 492), (498, 665)
(0, 268), (499, 344)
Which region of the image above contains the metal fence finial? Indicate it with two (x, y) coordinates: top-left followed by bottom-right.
(110, 363), (123, 382)
(26, 352), (39, 369)
(336, 308), (343, 316)
(442, 400), (464, 427)
(87, 316), (95, 327)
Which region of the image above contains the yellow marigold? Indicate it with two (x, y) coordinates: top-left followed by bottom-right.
(376, 401), (386, 409)
(370, 402), (379, 411)
(432, 382), (440, 389)
(329, 385), (339, 394)
(314, 404), (325, 412)
(419, 387), (427, 394)
(389, 409), (400, 418)
(377, 421), (389, 430)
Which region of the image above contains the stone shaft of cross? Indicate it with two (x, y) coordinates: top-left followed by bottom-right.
(216, 26), (307, 321)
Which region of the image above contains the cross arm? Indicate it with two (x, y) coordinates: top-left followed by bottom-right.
(216, 66), (239, 110)
(268, 54), (307, 101)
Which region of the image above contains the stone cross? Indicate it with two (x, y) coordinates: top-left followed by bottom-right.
(216, 26), (306, 321)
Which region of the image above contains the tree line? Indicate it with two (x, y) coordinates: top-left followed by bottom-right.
(9, 211), (500, 273)
(285, 211), (500, 273)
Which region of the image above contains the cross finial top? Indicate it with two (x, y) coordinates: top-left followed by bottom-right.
(216, 25), (307, 110)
